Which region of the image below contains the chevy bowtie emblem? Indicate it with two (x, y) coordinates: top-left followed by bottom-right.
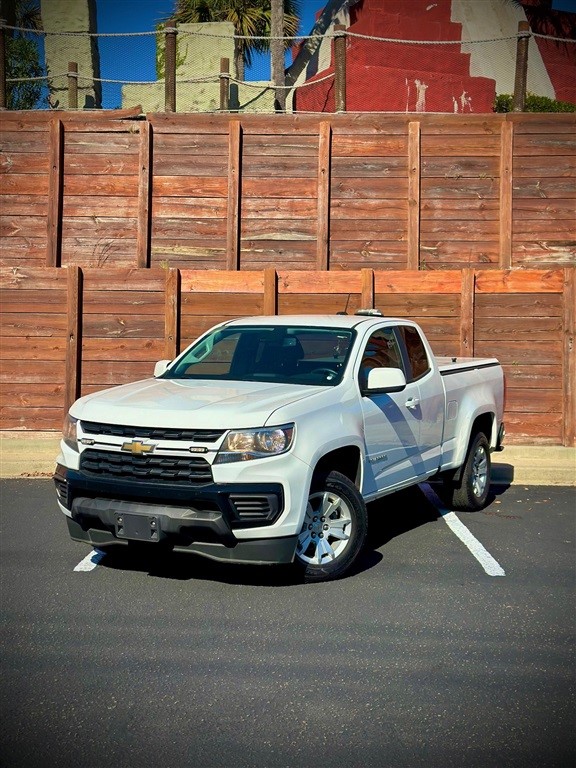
(121, 440), (156, 456)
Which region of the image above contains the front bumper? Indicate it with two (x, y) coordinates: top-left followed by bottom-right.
(65, 516), (298, 565)
(54, 464), (298, 565)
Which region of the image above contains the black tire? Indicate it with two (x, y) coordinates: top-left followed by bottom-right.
(443, 432), (491, 511)
(295, 470), (368, 583)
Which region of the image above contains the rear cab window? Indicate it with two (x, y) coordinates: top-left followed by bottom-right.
(395, 325), (431, 382)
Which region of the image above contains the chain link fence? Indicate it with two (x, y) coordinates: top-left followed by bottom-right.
(1, 19), (574, 113)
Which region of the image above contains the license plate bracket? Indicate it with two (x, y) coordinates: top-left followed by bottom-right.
(115, 513), (162, 542)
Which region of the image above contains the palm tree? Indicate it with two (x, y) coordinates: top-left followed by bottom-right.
(507, 0), (576, 40)
(1, 0), (44, 109)
(170, 0), (301, 80)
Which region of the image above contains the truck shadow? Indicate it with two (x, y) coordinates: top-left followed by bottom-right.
(98, 484), (484, 585)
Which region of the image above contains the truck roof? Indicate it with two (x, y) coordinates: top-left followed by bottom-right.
(222, 314), (412, 330)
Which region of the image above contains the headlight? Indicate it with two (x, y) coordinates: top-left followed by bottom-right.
(214, 424), (294, 464)
(63, 414), (79, 451)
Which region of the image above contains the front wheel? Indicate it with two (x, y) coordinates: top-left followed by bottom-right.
(296, 471), (368, 582)
(443, 432), (491, 511)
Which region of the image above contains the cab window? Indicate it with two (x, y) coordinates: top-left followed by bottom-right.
(359, 328), (404, 389)
(396, 325), (430, 382)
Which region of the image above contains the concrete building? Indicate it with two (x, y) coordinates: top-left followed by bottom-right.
(40, 0), (101, 109)
(122, 22), (276, 114)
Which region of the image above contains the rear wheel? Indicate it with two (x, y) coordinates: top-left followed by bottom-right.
(443, 432), (491, 511)
(296, 471), (368, 582)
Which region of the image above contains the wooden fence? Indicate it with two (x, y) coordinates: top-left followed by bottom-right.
(1, 111), (574, 443)
(1, 266), (574, 446)
(1, 111), (574, 271)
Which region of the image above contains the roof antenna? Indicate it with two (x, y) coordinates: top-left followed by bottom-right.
(337, 293), (351, 315)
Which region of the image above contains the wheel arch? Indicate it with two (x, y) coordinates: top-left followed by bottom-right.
(451, 412), (495, 485)
(312, 445), (363, 490)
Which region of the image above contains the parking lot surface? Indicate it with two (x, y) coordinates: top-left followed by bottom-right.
(0, 479), (574, 768)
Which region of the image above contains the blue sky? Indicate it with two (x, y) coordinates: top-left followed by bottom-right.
(554, 0), (576, 9)
(96, 0), (321, 107)
(95, 0), (576, 108)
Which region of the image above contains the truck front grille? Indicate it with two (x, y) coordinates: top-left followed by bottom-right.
(80, 420), (224, 443)
(80, 449), (213, 485)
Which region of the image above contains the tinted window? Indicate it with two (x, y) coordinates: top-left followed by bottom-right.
(163, 326), (355, 386)
(358, 328), (404, 389)
(396, 325), (430, 381)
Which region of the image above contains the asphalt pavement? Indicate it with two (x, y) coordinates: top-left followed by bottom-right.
(0, 479), (574, 768)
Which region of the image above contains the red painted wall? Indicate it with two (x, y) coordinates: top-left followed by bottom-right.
(294, 0), (575, 113)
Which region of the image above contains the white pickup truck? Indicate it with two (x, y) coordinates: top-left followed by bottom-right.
(54, 311), (505, 582)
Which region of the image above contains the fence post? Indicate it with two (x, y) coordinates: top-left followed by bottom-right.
(317, 121), (331, 270)
(220, 57), (230, 111)
(164, 18), (177, 113)
(136, 121), (152, 268)
(165, 268), (181, 360)
(361, 269), (374, 309)
(226, 120), (242, 270)
(46, 118), (63, 267)
(460, 269), (475, 358)
(68, 62), (78, 109)
(0, 18), (6, 109)
(512, 20), (530, 112)
(65, 266), (83, 417)
(334, 24), (346, 112)
(407, 121), (421, 269)
(263, 268), (278, 315)
(563, 267), (575, 446)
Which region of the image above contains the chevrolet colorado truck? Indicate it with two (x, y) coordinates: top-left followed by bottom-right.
(54, 311), (505, 582)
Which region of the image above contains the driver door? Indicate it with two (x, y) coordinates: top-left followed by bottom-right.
(359, 327), (427, 496)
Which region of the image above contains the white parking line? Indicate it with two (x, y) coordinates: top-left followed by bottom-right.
(423, 485), (506, 577)
(73, 548), (106, 572)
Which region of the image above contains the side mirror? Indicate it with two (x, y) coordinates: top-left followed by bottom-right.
(365, 367), (407, 393)
(154, 360), (171, 377)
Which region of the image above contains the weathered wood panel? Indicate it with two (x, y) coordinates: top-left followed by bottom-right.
(80, 268), (166, 397)
(0, 266), (573, 443)
(180, 269), (266, 345)
(511, 118), (576, 268)
(151, 122), (230, 270)
(2, 112), (575, 271)
(60, 123), (141, 268)
(240, 127), (321, 270)
(475, 270), (565, 443)
(330, 128), (409, 271)
(0, 122), (50, 268)
(0, 267), (67, 429)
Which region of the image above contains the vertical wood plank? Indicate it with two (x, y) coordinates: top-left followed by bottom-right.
(164, 267), (180, 360)
(263, 268), (278, 315)
(460, 268), (475, 357)
(46, 118), (63, 268)
(407, 121), (421, 270)
(65, 265), (82, 415)
(317, 121), (331, 270)
(499, 120), (513, 269)
(563, 267), (575, 446)
(136, 121), (152, 269)
(226, 120), (242, 270)
(361, 268), (374, 309)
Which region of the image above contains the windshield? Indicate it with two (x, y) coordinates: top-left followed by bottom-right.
(162, 325), (356, 386)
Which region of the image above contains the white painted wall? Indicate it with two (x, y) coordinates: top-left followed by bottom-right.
(451, 0), (555, 98)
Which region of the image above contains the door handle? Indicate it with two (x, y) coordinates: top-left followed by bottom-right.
(405, 397), (420, 409)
